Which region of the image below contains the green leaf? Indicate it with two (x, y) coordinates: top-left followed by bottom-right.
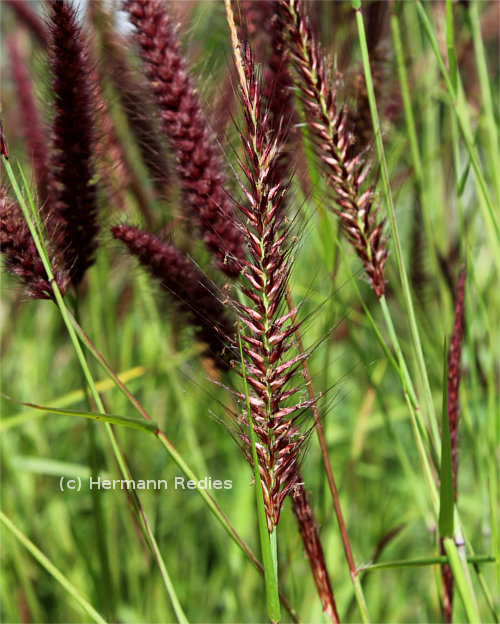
(1, 394), (159, 435)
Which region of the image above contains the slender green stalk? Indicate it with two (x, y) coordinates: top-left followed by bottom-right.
(353, 1), (439, 450)
(66, 307), (298, 621)
(353, 7), (485, 619)
(285, 292), (369, 624)
(379, 295), (437, 461)
(467, 1), (500, 207)
(0, 395), (159, 434)
(390, 8), (451, 323)
(76, 289), (115, 622)
(0, 511), (107, 624)
(0, 366), (146, 432)
(415, 1), (500, 269)
(359, 555), (495, 572)
(442, 538), (481, 623)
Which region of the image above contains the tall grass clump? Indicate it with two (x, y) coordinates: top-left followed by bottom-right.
(0, 1), (498, 623)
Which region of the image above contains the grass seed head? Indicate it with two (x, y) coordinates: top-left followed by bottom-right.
(48, 0), (99, 287)
(112, 224), (234, 369)
(279, 0), (388, 297)
(0, 193), (67, 299)
(124, 0), (245, 277)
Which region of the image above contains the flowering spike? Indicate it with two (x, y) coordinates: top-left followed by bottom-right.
(48, 0), (99, 286)
(112, 225), (233, 369)
(447, 265), (466, 500)
(279, 0), (388, 297)
(0, 192), (67, 299)
(124, 0), (245, 277)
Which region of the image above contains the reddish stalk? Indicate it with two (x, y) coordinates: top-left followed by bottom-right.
(441, 265), (466, 623)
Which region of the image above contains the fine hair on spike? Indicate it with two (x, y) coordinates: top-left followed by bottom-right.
(0, 192), (67, 299)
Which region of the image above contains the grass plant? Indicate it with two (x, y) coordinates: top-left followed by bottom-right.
(1, 1), (498, 623)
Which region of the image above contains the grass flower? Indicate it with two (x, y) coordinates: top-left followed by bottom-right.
(0, 192), (67, 299)
(227, 35), (309, 532)
(448, 265), (466, 500)
(48, 0), (99, 286)
(112, 224), (233, 369)
(279, 0), (388, 297)
(124, 0), (245, 277)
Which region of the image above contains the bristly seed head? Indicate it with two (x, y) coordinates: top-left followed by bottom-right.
(0, 192), (67, 300)
(48, 0), (99, 287)
(112, 224), (234, 369)
(226, 36), (313, 532)
(279, 0), (388, 297)
(124, 0), (245, 277)
(447, 265), (466, 501)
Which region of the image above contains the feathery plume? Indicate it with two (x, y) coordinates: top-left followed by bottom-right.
(0, 192), (67, 299)
(224, 25), (310, 532)
(91, 5), (171, 195)
(237, 0), (296, 192)
(7, 36), (52, 208)
(440, 265), (466, 623)
(237, 1), (295, 134)
(48, 0), (99, 286)
(224, 10), (339, 615)
(279, 0), (388, 297)
(124, 0), (245, 277)
(111, 225), (233, 369)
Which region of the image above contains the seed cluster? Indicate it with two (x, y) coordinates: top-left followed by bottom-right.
(279, 0), (388, 297)
(0, 193), (67, 299)
(229, 45), (313, 532)
(49, 0), (98, 286)
(124, 0), (245, 277)
(112, 224), (233, 369)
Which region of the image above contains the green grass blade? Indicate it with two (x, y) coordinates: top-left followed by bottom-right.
(1, 394), (159, 434)
(237, 326), (281, 623)
(0, 511), (107, 624)
(352, 1), (439, 448)
(415, 1), (500, 266)
(467, 1), (500, 207)
(442, 538), (481, 623)
(359, 554), (495, 571)
(0, 366), (146, 432)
